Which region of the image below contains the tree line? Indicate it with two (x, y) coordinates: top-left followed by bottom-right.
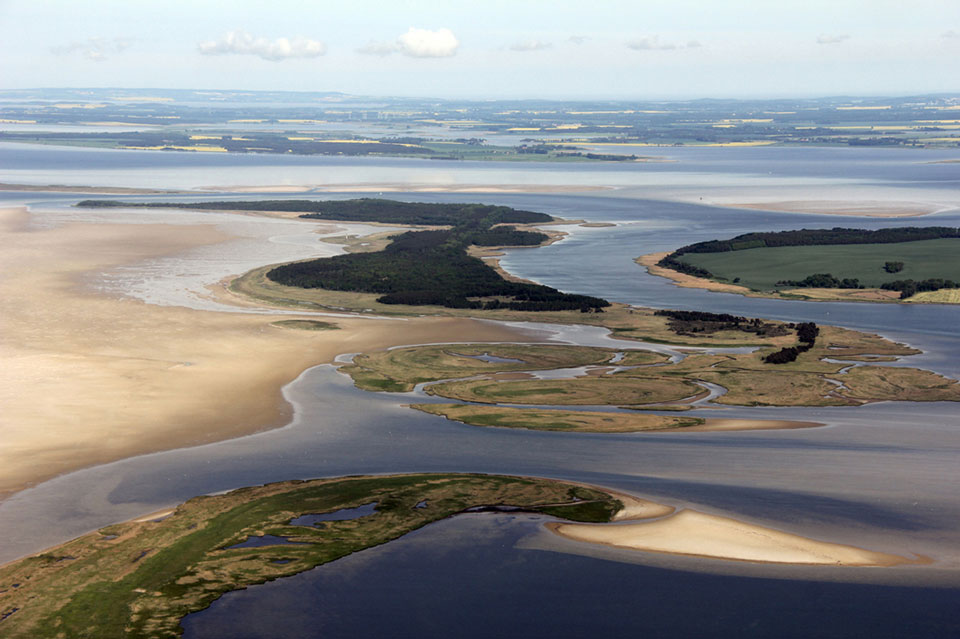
(77, 198), (553, 227)
(764, 322), (819, 364)
(262, 200), (608, 312)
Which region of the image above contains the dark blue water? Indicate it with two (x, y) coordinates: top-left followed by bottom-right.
(182, 514), (960, 639)
(289, 502), (378, 526)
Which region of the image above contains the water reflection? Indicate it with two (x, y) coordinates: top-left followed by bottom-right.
(181, 513), (960, 639)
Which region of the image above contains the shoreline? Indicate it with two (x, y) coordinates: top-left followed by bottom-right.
(549, 508), (923, 567)
(0, 197), (945, 577)
(636, 251), (911, 304)
(0, 182), (193, 194)
(0, 205), (533, 499)
(717, 200), (944, 218)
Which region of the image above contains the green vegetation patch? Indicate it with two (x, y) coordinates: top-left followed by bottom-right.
(78, 198), (552, 227)
(677, 239), (960, 291)
(270, 319), (339, 331)
(342, 344), (622, 392)
(0, 474), (621, 639)
(84, 198), (593, 312)
(262, 201), (609, 312)
(411, 403), (705, 432)
(340, 325), (950, 411)
(425, 375), (699, 406)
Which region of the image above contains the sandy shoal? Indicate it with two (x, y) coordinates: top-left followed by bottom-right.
(201, 183), (614, 194)
(637, 252), (753, 295)
(721, 200), (941, 217)
(0, 207), (529, 499)
(684, 418), (822, 432)
(0, 183), (189, 195)
(551, 509), (915, 566)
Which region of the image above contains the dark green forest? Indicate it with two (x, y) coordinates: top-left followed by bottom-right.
(266, 205), (607, 311)
(77, 198), (553, 226)
(79, 198), (596, 310)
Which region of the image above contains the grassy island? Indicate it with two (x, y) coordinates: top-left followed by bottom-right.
(650, 227), (960, 303)
(411, 404), (709, 432)
(340, 318), (960, 412)
(0, 474), (622, 639)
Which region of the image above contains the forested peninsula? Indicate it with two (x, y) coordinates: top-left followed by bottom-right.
(78, 198), (610, 312)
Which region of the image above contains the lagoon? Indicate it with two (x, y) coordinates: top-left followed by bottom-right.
(1, 143), (959, 636)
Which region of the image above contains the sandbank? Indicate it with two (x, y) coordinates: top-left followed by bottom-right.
(551, 508), (917, 566)
(638, 252), (754, 296)
(677, 418), (823, 432)
(201, 183), (614, 194)
(0, 182), (189, 194)
(721, 199), (941, 217)
(0, 206), (529, 499)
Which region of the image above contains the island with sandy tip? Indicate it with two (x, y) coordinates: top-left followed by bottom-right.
(550, 500), (923, 566)
(0, 473), (921, 638)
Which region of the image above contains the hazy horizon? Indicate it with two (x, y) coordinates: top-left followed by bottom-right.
(3, 0), (958, 100)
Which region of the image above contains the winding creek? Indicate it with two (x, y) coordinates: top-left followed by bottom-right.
(1, 143), (959, 636)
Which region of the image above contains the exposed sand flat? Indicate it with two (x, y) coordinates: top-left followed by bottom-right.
(609, 493), (676, 520)
(202, 183), (614, 194)
(723, 200), (941, 217)
(0, 207), (528, 499)
(637, 252), (754, 295)
(682, 418), (823, 432)
(0, 183), (189, 194)
(552, 509), (916, 566)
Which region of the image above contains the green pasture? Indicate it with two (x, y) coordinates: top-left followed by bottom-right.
(677, 238), (960, 290)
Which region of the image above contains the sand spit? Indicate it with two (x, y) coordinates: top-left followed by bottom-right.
(680, 418), (823, 432)
(722, 200), (941, 217)
(551, 509), (918, 567)
(0, 183), (190, 195)
(0, 206), (529, 499)
(638, 252), (755, 295)
(202, 183), (614, 194)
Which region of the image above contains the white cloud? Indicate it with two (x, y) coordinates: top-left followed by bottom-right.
(198, 30), (326, 62)
(942, 30), (960, 40)
(510, 39), (552, 52)
(50, 37), (132, 61)
(357, 27), (459, 58)
(816, 34), (850, 44)
(397, 27), (459, 58)
(626, 36), (701, 51)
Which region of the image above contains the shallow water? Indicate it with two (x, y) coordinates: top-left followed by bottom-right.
(1, 146), (958, 635)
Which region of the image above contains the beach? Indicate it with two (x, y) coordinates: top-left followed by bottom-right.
(551, 508), (919, 567)
(0, 206), (528, 498)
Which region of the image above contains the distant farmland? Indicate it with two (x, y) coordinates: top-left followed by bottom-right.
(676, 238), (960, 291)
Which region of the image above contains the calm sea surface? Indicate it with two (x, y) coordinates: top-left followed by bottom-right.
(1, 144), (958, 637)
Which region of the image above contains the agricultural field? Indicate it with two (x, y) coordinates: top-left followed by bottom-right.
(676, 238), (960, 291)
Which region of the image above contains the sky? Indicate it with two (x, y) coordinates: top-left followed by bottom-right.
(2, 0), (959, 99)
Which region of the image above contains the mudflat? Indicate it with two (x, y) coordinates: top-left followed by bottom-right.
(0, 207), (527, 498)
